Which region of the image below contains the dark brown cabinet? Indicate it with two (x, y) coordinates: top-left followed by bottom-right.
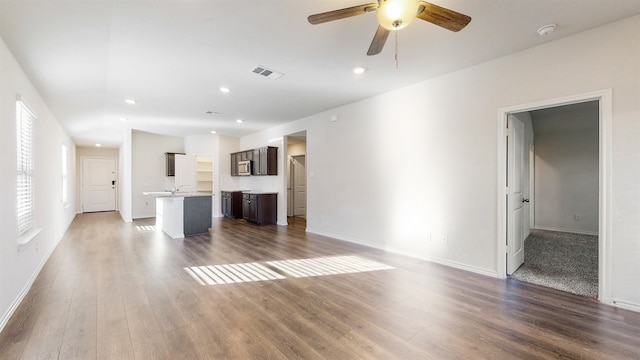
(235, 150), (253, 162)
(165, 152), (185, 177)
(242, 192), (277, 225)
(230, 147), (277, 176)
(221, 191), (243, 219)
(230, 153), (238, 176)
(253, 146), (277, 176)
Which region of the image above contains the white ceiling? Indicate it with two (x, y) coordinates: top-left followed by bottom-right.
(1, 0), (639, 147)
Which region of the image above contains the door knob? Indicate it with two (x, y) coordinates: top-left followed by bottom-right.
(522, 198), (530, 203)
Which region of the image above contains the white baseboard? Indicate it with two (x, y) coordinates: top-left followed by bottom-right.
(611, 298), (640, 312)
(426, 256), (499, 278)
(532, 226), (598, 236)
(0, 215), (74, 333)
(305, 228), (498, 279)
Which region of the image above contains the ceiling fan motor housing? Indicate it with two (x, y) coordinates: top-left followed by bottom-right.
(377, 0), (419, 30)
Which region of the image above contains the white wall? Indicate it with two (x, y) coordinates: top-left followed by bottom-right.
(184, 134), (216, 156)
(131, 130), (184, 219)
(0, 38), (76, 331)
(239, 15), (640, 309)
(287, 141), (306, 157)
(119, 129), (132, 222)
(75, 146), (119, 212)
(532, 104), (599, 234)
(216, 135), (239, 195)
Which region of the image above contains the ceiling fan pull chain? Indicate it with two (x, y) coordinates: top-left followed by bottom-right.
(395, 30), (399, 69)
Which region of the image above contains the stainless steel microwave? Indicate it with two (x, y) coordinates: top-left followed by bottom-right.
(238, 160), (251, 176)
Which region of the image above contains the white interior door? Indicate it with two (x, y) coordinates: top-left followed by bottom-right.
(82, 157), (117, 212)
(507, 115), (527, 274)
(175, 154), (195, 192)
(292, 155), (307, 217)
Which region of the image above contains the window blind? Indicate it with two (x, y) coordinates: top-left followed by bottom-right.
(16, 100), (35, 235)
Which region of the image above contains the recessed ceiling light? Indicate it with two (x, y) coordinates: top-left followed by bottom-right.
(220, 87), (230, 93)
(124, 98), (136, 105)
(353, 66), (367, 74)
(119, 117), (128, 122)
(95, 143), (102, 147)
(210, 130), (217, 134)
(236, 119), (243, 123)
(537, 24), (556, 36)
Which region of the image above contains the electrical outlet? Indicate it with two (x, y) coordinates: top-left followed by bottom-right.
(426, 232), (431, 242)
(442, 235), (448, 244)
(575, 214), (582, 221)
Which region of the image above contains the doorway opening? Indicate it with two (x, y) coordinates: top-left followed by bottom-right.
(509, 102), (599, 298)
(497, 89), (612, 304)
(284, 131), (307, 229)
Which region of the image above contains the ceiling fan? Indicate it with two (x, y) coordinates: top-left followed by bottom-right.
(308, 0), (471, 56)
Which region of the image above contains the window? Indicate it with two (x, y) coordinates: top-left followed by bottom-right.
(61, 144), (69, 206)
(16, 98), (35, 236)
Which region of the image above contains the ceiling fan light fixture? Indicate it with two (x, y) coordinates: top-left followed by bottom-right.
(376, 0), (419, 31)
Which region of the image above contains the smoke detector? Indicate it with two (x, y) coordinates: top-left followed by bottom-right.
(251, 65), (284, 80)
(537, 24), (556, 36)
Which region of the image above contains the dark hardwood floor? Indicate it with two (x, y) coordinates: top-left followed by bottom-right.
(1, 212), (639, 359)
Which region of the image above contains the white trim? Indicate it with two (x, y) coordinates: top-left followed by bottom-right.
(496, 89), (613, 306)
(306, 228), (499, 278)
(17, 228), (42, 247)
(611, 299), (640, 313)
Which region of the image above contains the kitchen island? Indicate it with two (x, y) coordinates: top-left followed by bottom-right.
(148, 192), (212, 239)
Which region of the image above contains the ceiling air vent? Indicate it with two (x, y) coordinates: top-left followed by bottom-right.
(251, 65), (284, 80)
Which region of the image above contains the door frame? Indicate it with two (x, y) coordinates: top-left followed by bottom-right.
(496, 89), (612, 304)
(80, 156), (118, 213)
(282, 131), (307, 225)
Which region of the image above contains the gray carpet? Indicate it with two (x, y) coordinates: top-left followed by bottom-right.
(510, 229), (598, 298)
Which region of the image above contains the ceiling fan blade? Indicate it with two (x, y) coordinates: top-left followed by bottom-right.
(367, 26), (390, 56)
(308, 3), (378, 25)
(417, 1), (471, 32)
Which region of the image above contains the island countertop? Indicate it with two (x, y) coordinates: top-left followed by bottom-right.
(143, 191), (212, 198)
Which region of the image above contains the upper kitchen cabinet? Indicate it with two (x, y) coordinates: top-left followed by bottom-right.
(230, 153), (239, 176)
(230, 147), (277, 176)
(253, 147), (277, 176)
(196, 155), (213, 192)
(241, 150), (253, 162)
(165, 152), (185, 176)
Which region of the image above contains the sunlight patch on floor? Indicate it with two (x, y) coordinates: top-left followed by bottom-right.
(136, 225), (156, 232)
(185, 255), (394, 286)
(267, 255), (394, 278)
(184, 262), (285, 286)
